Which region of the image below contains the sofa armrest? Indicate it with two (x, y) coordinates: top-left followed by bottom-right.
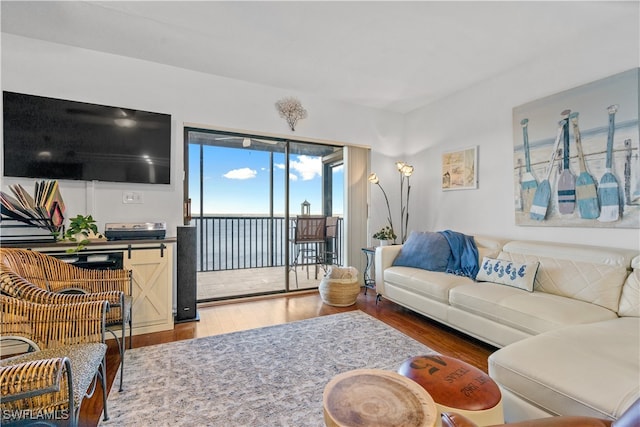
(442, 411), (613, 427)
(374, 245), (402, 296)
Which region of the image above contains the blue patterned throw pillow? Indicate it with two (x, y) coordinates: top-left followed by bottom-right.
(475, 257), (539, 292)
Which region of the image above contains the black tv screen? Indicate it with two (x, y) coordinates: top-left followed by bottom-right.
(3, 91), (172, 184)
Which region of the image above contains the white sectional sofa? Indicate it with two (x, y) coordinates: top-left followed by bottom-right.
(374, 236), (639, 422)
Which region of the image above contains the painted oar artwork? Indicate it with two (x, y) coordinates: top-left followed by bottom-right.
(513, 69), (638, 228)
(598, 104), (620, 222)
(520, 118), (537, 214)
(631, 139), (640, 204)
(624, 139), (632, 205)
(570, 112), (599, 219)
(530, 120), (565, 221)
(557, 109), (576, 214)
(623, 138), (640, 206)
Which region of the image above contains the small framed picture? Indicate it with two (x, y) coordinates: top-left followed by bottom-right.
(442, 146), (478, 191)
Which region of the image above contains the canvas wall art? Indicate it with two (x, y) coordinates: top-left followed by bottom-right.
(442, 146), (478, 191)
(513, 68), (639, 228)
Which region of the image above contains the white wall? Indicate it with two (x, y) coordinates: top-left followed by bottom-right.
(400, 15), (640, 251)
(3, 25), (639, 254)
(1, 34), (403, 239)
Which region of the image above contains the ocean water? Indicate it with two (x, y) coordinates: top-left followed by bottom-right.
(191, 216), (343, 271)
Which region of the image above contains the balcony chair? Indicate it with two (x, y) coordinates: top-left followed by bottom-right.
(324, 216), (340, 266)
(0, 247), (132, 392)
(0, 294), (110, 426)
(291, 215), (327, 288)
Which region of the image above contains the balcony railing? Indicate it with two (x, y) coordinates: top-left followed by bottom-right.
(192, 216), (344, 272)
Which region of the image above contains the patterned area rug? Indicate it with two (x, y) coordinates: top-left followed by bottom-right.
(100, 311), (435, 426)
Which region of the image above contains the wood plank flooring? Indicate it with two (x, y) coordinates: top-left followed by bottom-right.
(81, 290), (497, 426)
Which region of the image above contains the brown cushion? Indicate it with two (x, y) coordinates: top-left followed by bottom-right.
(398, 355), (501, 411)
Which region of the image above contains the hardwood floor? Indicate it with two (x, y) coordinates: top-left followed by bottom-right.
(81, 290), (497, 426)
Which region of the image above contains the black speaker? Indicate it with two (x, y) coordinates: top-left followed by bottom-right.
(175, 225), (199, 323)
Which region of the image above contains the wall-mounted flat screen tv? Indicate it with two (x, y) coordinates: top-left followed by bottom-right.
(3, 91), (172, 184)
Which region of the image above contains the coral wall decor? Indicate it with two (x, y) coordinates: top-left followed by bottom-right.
(275, 97), (307, 131)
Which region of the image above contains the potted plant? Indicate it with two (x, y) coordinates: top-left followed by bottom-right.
(55, 214), (104, 253)
(372, 226), (397, 246)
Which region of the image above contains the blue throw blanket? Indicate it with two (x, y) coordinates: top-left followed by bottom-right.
(438, 230), (479, 279)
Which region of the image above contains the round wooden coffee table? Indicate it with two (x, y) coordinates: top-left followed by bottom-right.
(323, 369), (437, 427)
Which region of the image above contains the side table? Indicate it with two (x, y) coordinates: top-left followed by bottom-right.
(323, 369), (437, 427)
(361, 247), (382, 303)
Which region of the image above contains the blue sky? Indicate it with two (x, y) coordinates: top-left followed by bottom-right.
(189, 145), (343, 216)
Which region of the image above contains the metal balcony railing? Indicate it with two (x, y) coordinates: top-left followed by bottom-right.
(192, 216), (344, 272)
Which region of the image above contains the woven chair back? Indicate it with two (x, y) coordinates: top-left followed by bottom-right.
(325, 216), (338, 238)
(0, 294), (107, 350)
(0, 248), (50, 290)
(294, 216), (327, 243)
(0, 248), (130, 323)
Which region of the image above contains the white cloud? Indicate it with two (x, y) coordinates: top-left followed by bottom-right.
(275, 163), (285, 170)
(289, 173), (298, 181)
(290, 155), (321, 181)
(223, 168), (257, 180)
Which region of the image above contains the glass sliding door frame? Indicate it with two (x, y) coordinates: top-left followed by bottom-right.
(184, 127), (342, 301)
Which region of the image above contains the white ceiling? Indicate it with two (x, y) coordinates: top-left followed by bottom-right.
(1, 1), (635, 113)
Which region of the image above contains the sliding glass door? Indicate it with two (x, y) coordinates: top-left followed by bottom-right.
(288, 141), (344, 290)
(184, 128), (342, 302)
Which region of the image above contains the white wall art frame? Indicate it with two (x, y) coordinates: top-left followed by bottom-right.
(441, 146), (478, 191)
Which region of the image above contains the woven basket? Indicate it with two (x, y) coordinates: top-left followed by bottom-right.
(319, 266), (360, 307)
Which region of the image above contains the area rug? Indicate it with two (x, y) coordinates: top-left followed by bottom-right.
(100, 311), (435, 426)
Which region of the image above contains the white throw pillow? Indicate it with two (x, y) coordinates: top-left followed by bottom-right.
(476, 257), (539, 292)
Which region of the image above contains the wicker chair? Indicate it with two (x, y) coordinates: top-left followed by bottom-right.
(0, 294), (109, 426)
(0, 247), (132, 392)
(0, 264), (124, 308)
(1, 357), (76, 426)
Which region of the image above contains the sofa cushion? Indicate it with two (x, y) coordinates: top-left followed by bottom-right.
(385, 266), (473, 303)
(499, 241), (634, 312)
(618, 256), (640, 317)
(500, 241), (636, 267)
(476, 257), (539, 292)
(488, 317), (640, 420)
(392, 231), (451, 272)
(474, 236), (504, 264)
(449, 283), (618, 335)
(497, 252), (627, 312)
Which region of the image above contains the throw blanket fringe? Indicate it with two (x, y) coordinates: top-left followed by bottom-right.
(438, 230), (479, 279)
